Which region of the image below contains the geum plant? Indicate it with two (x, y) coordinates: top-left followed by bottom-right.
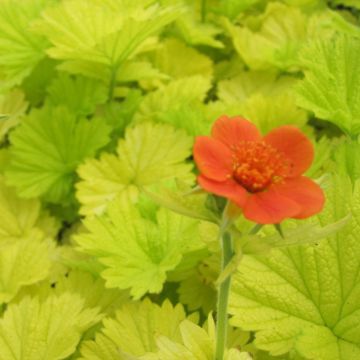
(1, 0), (360, 359)
(188, 115), (324, 360)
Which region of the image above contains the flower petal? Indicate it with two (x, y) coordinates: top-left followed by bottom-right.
(243, 188), (301, 224)
(194, 136), (233, 181)
(264, 126), (314, 177)
(198, 175), (248, 208)
(272, 177), (325, 219)
(211, 115), (261, 149)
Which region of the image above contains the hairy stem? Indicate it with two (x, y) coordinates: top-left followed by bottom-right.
(215, 230), (233, 360)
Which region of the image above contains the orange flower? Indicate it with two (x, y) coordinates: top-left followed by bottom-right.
(194, 116), (325, 224)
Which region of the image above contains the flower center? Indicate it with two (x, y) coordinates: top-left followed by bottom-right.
(231, 141), (289, 193)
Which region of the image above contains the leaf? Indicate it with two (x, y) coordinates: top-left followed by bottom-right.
(332, 139), (360, 182)
(224, 3), (308, 71)
(148, 38), (213, 80)
(76, 193), (203, 299)
(6, 106), (110, 203)
(0, 236), (51, 304)
(229, 176), (360, 359)
(170, 3), (224, 48)
(142, 315), (252, 360)
(217, 71), (297, 104)
(116, 123), (193, 186)
(100, 90), (143, 137)
(76, 153), (136, 216)
(0, 0), (49, 88)
(144, 183), (217, 223)
(177, 263), (217, 314)
(305, 136), (333, 178)
(52, 270), (129, 317)
(33, 1), (182, 82)
(210, 70), (307, 133)
(76, 122), (194, 216)
(135, 75), (210, 120)
(0, 89), (28, 143)
(239, 93), (308, 134)
(47, 74), (108, 116)
(134, 75), (211, 134)
(0, 176), (59, 242)
(157, 102), (212, 136)
(296, 34), (360, 136)
(79, 298), (191, 359)
(0, 294), (101, 360)
(22, 57), (57, 107)
(255, 214), (350, 249)
(117, 60), (169, 84)
(213, 0), (262, 19)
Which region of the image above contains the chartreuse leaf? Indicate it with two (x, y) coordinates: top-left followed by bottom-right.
(224, 2), (308, 71)
(6, 106), (110, 204)
(22, 58), (57, 107)
(0, 235), (51, 304)
(134, 75), (211, 134)
(296, 34), (360, 136)
(0, 0), (49, 88)
(148, 38), (213, 80)
(47, 74), (108, 116)
(224, 3), (351, 72)
(0, 294), (101, 360)
(229, 176), (360, 359)
(79, 298), (192, 359)
(162, 0), (223, 48)
(116, 60), (168, 85)
(217, 71), (297, 104)
(15, 269), (129, 317)
(76, 152), (135, 216)
(76, 122), (194, 216)
(214, 0), (263, 20)
(212, 70), (307, 133)
(0, 176), (59, 242)
(135, 75), (210, 121)
(53, 270), (129, 316)
(0, 89), (28, 143)
(76, 192), (203, 299)
(52, 244), (105, 279)
(177, 256), (218, 314)
(144, 181), (217, 223)
(305, 136), (333, 178)
(332, 139), (360, 182)
(239, 93), (308, 134)
(142, 315), (251, 360)
(33, 0), (181, 83)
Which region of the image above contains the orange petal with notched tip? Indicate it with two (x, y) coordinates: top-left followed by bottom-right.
(194, 136), (233, 181)
(211, 115), (261, 149)
(198, 175), (248, 208)
(272, 177), (325, 219)
(264, 126), (314, 177)
(243, 188), (301, 224)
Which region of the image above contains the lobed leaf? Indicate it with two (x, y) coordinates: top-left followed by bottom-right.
(0, 294), (101, 360)
(229, 176), (360, 359)
(76, 122), (194, 215)
(296, 34), (360, 136)
(6, 106), (110, 203)
(76, 192), (203, 299)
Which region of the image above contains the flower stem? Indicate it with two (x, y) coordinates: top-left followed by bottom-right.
(215, 230), (233, 360)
